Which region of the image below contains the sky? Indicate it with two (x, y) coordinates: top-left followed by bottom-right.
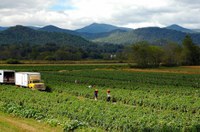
(0, 0), (200, 30)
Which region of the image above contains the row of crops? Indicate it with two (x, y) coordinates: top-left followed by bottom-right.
(0, 65), (200, 131)
(44, 69), (200, 88)
(0, 85), (199, 131)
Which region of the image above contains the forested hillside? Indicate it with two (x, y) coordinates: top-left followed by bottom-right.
(94, 27), (200, 45)
(79, 29), (128, 40)
(0, 25), (90, 47)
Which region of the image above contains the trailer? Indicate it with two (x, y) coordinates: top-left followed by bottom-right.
(15, 72), (46, 90)
(0, 70), (15, 84)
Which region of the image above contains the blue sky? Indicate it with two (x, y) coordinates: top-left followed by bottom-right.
(50, 0), (75, 11)
(0, 0), (200, 29)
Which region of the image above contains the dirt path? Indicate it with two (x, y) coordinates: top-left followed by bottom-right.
(0, 112), (62, 132)
(123, 67), (200, 74)
(94, 66), (200, 74)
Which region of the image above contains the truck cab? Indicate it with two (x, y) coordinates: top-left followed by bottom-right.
(28, 80), (46, 90)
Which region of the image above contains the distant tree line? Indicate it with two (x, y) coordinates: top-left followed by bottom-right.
(0, 43), (124, 61)
(128, 35), (200, 67)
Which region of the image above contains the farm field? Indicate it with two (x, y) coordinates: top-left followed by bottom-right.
(0, 64), (200, 131)
(0, 112), (62, 132)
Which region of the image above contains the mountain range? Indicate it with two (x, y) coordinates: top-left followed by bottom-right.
(0, 25), (92, 47)
(0, 23), (200, 46)
(0, 23), (198, 33)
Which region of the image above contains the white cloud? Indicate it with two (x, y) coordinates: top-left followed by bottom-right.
(0, 0), (56, 9)
(59, 0), (173, 29)
(0, 0), (57, 26)
(0, 0), (200, 29)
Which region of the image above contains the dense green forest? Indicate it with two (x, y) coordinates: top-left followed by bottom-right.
(0, 43), (124, 61)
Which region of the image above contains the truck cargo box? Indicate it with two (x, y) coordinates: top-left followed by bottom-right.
(0, 70), (15, 84)
(15, 72), (41, 87)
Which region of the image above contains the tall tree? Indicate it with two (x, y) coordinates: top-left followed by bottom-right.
(148, 46), (164, 67)
(132, 42), (150, 67)
(131, 42), (163, 68)
(181, 35), (200, 65)
(162, 42), (182, 66)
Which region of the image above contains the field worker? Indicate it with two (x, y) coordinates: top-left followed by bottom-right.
(107, 89), (111, 102)
(94, 89), (98, 100)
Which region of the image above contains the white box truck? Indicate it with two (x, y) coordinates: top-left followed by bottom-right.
(15, 72), (46, 90)
(0, 70), (15, 84)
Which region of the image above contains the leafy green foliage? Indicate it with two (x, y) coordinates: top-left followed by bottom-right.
(181, 35), (200, 65)
(128, 36), (200, 67)
(162, 42), (182, 66)
(131, 41), (164, 67)
(0, 43), (124, 60)
(1, 103), (45, 120)
(63, 120), (87, 131)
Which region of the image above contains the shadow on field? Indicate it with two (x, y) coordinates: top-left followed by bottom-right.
(44, 86), (52, 93)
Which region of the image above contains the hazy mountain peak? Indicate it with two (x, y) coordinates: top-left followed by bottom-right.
(39, 25), (78, 35)
(165, 24), (194, 33)
(76, 23), (132, 33)
(6, 25), (34, 32)
(90, 22), (99, 25)
(40, 25), (62, 30)
(43, 25), (59, 28)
